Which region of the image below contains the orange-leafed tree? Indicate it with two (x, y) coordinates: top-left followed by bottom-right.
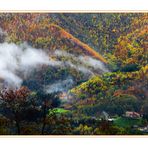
(0, 86), (30, 134)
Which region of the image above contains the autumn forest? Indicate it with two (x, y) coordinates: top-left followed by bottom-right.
(0, 13), (147, 135)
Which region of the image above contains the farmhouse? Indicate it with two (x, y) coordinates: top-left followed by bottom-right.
(125, 111), (141, 119)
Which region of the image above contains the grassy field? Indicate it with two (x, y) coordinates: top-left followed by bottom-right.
(48, 108), (70, 115)
(113, 117), (143, 128)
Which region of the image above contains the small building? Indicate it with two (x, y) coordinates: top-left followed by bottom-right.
(125, 111), (141, 119)
(100, 111), (116, 122)
(101, 111), (109, 121)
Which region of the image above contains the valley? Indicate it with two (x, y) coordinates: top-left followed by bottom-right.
(0, 13), (147, 135)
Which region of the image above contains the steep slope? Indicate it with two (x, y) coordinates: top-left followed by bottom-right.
(114, 14), (148, 69)
(0, 14), (107, 64)
(48, 24), (107, 63)
(67, 14), (148, 116)
(0, 14), (108, 92)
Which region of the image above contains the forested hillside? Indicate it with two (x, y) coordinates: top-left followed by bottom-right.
(0, 13), (147, 135)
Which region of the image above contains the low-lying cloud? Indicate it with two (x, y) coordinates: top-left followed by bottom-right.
(0, 42), (60, 88)
(0, 42), (109, 90)
(55, 50), (109, 73)
(45, 77), (74, 94)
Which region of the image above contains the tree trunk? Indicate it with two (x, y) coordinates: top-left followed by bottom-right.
(16, 120), (20, 135)
(14, 112), (21, 135)
(41, 102), (47, 135)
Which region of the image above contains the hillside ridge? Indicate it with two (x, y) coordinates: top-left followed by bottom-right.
(48, 24), (107, 63)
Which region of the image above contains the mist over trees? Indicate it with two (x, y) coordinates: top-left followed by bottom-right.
(0, 13), (147, 135)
